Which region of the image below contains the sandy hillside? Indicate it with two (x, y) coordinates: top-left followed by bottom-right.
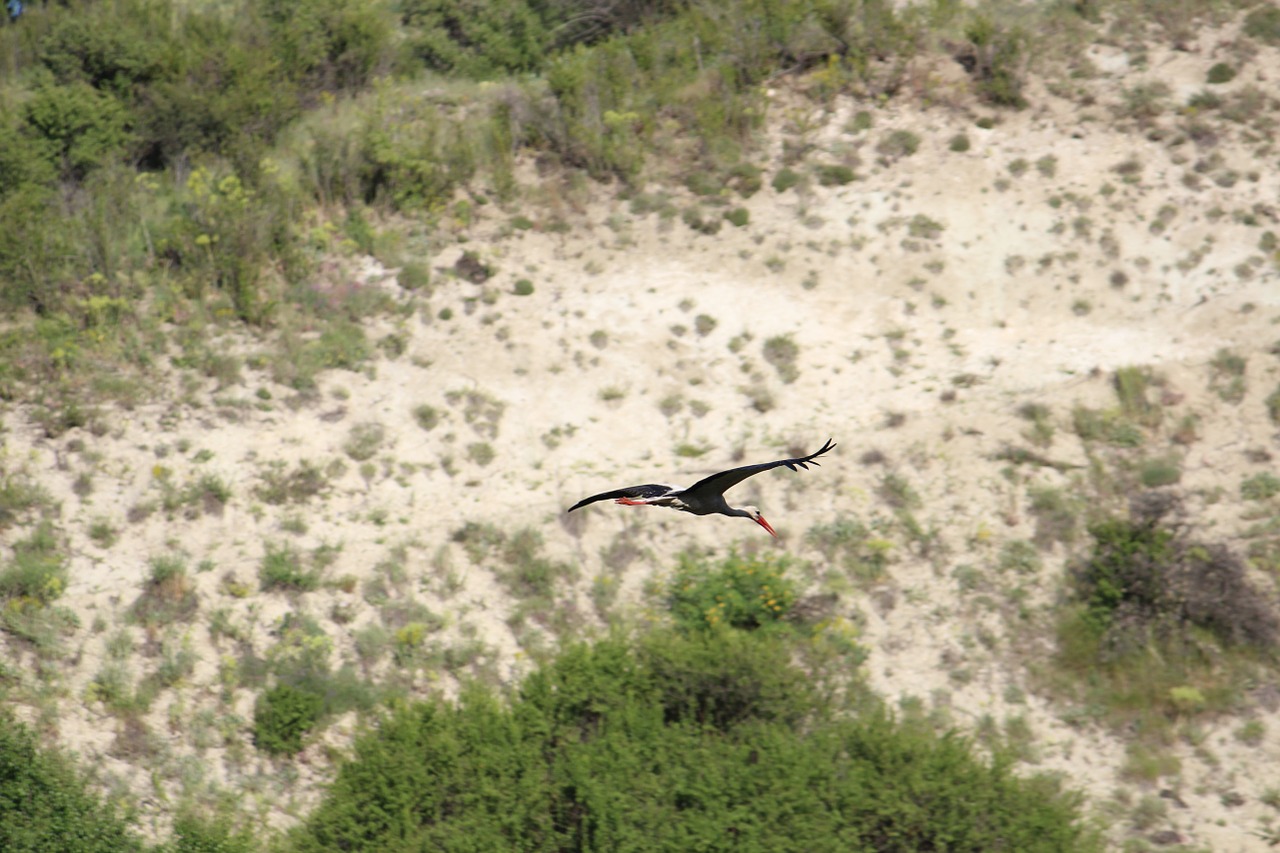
(3, 15), (1280, 851)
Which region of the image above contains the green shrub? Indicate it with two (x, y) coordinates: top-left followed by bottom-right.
(260, 542), (321, 592)
(1138, 456), (1181, 488)
(0, 522), (67, 604)
(1052, 495), (1277, 734)
(1026, 486), (1079, 548)
(130, 554), (198, 627)
(1244, 5), (1280, 44)
(727, 163), (763, 197)
(962, 15), (1027, 108)
(169, 810), (256, 853)
(814, 163), (856, 185)
(289, 631), (1096, 852)
(401, 0), (550, 78)
(772, 167), (801, 192)
(0, 712), (144, 852)
(343, 422), (386, 461)
(254, 683), (324, 755)
(255, 460), (332, 505)
(762, 334), (800, 383)
(412, 404), (440, 431)
(1206, 62), (1235, 84)
(1209, 348), (1246, 403)
(1071, 494), (1276, 653)
(877, 129), (920, 158)
(667, 552), (797, 633)
(23, 82), (133, 182)
(1242, 472), (1280, 501)
(949, 133), (970, 152)
(263, 0), (396, 92)
(806, 516), (893, 585)
(1113, 366), (1160, 427)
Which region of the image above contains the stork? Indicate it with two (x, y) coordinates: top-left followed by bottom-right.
(566, 439), (836, 537)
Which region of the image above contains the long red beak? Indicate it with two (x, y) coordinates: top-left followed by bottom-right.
(754, 515), (778, 538)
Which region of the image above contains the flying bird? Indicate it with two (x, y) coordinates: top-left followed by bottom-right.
(567, 439), (836, 537)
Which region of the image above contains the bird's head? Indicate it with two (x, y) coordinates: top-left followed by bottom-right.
(742, 506), (777, 538)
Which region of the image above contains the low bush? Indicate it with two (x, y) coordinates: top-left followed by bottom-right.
(667, 552), (796, 633)
(1073, 493), (1276, 653)
(0, 522), (66, 604)
(259, 542), (322, 592)
(254, 683), (325, 756)
(1053, 493), (1278, 731)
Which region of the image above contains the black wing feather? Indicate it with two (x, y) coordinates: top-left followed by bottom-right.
(684, 438), (836, 498)
(567, 483), (675, 513)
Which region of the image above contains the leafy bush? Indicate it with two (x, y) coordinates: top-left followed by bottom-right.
(667, 552), (797, 633)
(1050, 494), (1279, 737)
(130, 554), (198, 627)
(1026, 485), (1080, 548)
(1242, 472), (1280, 501)
(1064, 492), (1277, 671)
(402, 0), (550, 78)
(772, 167), (801, 192)
(877, 129), (920, 158)
(959, 15), (1027, 108)
(806, 515), (893, 585)
(641, 627), (814, 729)
(260, 542), (321, 592)
(0, 712), (144, 852)
(22, 82), (132, 182)
(1206, 62), (1235, 84)
(293, 622), (1100, 845)
(1244, 5), (1280, 45)
(169, 810), (256, 853)
(262, 0), (395, 94)
(254, 683), (325, 756)
(814, 163), (856, 185)
(0, 522), (67, 604)
(290, 630), (1095, 852)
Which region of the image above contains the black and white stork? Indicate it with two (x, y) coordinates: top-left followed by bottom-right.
(566, 438), (836, 537)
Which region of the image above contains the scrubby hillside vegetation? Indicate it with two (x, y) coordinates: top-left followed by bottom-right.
(3, 0), (1280, 850)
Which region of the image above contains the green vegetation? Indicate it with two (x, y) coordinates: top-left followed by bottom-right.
(1206, 62), (1236, 84)
(1244, 5), (1280, 44)
(343, 422), (386, 462)
(1242, 472), (1280, 501)
(806, 515), (893, 586)
(668, 552), (796, 633)
(0, 0), (947, 416)
(0, 712), (144, 852)
(762, 335), (800, 384)
(260, 542), (323, 592)
(2, 2), (1277, 848)
(288, 553), (1094, 851)
(1209, 348), (1247, 403)
(254, 684), (324, 756)
(130, 554), (198, 628)
(1050, 494), (1277, 738)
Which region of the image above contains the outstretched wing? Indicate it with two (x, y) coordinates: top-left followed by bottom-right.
(683, 438), (836, 499)
(567, 483), (679, 513)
